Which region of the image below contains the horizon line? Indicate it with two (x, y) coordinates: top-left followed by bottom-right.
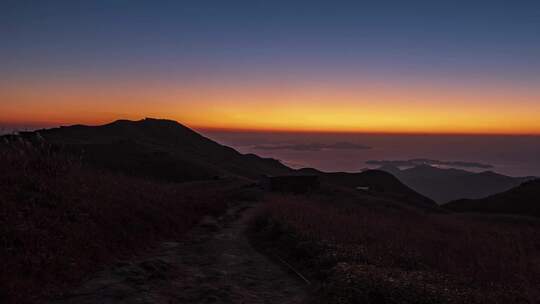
(2, 118), (540, 137)
(193, 126), (540, 137)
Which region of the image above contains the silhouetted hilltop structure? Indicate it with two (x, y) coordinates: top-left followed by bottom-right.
(378, 164), (535, 203)
(445, 179), (540, 217)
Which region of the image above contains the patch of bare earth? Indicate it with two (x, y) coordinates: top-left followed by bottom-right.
(48, 203), (308, 304)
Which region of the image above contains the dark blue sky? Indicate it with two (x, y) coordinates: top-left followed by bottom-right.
(2, 0), (540, 82)
(2, 0), (540, 135)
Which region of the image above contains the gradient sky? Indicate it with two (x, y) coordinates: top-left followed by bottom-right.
(2, 0), (540, 133)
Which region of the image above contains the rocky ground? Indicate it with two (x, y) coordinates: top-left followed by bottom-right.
(48, 203), (308, 304)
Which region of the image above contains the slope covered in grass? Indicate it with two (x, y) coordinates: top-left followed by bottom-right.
(0, 141), (246, 303)
(252, 193), (540, 303)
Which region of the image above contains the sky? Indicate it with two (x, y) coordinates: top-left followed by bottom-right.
(2, 0), (540, 134)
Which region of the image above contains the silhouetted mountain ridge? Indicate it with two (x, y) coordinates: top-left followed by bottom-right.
(296, 167), (437, 209)
(445, 179), (540, 217)
(378, 164), (535, 203)
(19, 118), (293, 181)
(9, 118), (436, 209)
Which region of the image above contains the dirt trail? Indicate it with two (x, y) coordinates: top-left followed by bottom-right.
(49, 203), (308, 304)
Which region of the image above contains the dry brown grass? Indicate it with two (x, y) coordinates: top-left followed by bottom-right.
(0, 140), (244, 303)
(254, 193), (540, 303)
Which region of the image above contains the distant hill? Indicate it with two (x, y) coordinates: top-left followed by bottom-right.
(377, 164), (535, 204)
(296, 168), (437, 209)
(16, 118), (293, 182)
(444, 179), (540, 217)
(8, 118), (437, 210)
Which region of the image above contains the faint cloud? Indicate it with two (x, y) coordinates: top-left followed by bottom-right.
(253, 142), (371, 152)
(366, 159), (493, 169)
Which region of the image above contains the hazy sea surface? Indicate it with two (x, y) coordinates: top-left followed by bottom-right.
(201, 130), (540, 177)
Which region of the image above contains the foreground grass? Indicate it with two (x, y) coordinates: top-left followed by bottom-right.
(0, 142), (246, 303)
(252, 193), (540, 303)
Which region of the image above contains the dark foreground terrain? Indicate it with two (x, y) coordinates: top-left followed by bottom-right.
(2, 119), (540, 303)
(253, 193), (540, 303)
(48, 203), (308, 304)
(0, 140), (248, 302)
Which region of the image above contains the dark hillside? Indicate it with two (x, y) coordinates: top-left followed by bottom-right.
(252, 192), (540, 303)
(11, 119), (437, 211)
(379, 164), (535, 203)
(296, 168), (437, 209)
(0, 141), (248, 303)
(18, 118), (292, 182)
(445, 179), (540, 217)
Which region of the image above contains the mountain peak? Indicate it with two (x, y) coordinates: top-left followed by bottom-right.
(142, 117), (182, 125)
(108, 118), (186, 128)
(377, 164), (402, 174)
(16, 118), (293, 182)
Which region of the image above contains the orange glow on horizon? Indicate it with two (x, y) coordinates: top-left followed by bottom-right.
(2, 79), (540, 135)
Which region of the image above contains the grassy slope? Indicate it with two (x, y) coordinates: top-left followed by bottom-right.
(252, 192), (540, 303)
(0, 142), (247, 303)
